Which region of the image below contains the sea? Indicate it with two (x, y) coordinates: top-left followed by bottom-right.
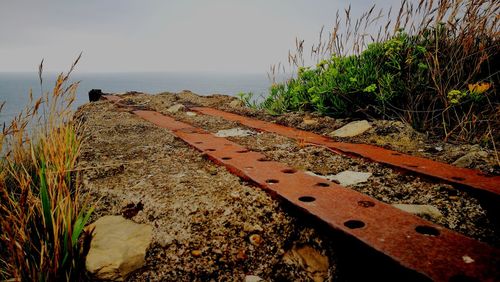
(0, 72), (274, 126)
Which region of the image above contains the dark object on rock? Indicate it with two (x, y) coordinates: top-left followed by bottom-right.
(89, 89), (103, 102)
(121, 201), (144, 219)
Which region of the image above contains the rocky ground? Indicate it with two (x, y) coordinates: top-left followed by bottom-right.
(75, 91), (499, 281)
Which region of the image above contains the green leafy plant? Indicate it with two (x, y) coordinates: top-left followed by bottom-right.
(237, 92), (260, 109)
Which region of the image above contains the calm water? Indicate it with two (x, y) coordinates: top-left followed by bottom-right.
(0, 72), (272, 125)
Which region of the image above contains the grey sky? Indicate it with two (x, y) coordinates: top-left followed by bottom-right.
(0, 0), (399, 73)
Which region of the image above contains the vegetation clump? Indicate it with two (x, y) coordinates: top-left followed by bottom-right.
(0, 57), (92, 281)
(257, 0), (499, 144)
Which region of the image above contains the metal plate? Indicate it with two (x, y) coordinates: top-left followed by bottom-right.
(191, 107), (500, 197)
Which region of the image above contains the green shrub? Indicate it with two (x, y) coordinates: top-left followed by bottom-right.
(263, 0), (499, 143)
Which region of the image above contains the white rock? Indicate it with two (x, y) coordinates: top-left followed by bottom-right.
(328, 171), (372, 186)
(166, 104), (186, 113)
(392, 204), (443, 219)
(462, 255), (474, 264)
(186, 111), (197, 116)
(215, 128), (254, 137)
(86, 216), (152, 281)
(330, 120), (372, 137)
(245, 275), (265, 282)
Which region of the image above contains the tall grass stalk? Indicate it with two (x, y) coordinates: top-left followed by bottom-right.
(0, 55), (92, 281)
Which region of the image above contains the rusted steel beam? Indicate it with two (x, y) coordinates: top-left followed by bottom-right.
(100, 96), (498, 281)
(190, 107), (500, 197)
(137, 110), (500, 281)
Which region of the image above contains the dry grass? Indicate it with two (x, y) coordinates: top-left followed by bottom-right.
(266, 0), (499, 146)
(0, 55), (93, 281)
(286, 0), (499, 63)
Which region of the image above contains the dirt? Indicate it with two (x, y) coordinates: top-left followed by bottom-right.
(75, 90), (499, 281)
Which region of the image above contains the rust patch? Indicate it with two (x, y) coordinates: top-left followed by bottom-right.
(101, 94), (122, 102)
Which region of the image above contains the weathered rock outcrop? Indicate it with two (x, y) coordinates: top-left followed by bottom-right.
(86, 216), (152, 281)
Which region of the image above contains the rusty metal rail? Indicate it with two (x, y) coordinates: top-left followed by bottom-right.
(98, 95), (499, 281)
(190, 107), (500, 197)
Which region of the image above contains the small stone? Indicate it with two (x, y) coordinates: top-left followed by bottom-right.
(328, 170), (372, 186)
(283, 245), (329, 282)
(229, 99), (245, 108)
(208, 166), (218, 175)
(223, 208), (232, 216)
(236, 249), (248, 261)
(478, 151), (488, 157)
(330, 120), (372, 137)
(245, 275), (265, 282)
(186, 111), (197, 116)
(392, 204), (443, 219)
(191, 250), (202, 257)
(215, 128), (254, 137)
(462, 255), (474, 264)
(243, 223), (254, 232)
(453, 150), (488, 168)
(249, 234), (263, 246)
(230, 191), (240, 199)
(252, 224), (263, 232)
(434, 146), (443, 152)
(85, 216), (152, 281)
(166, 104), (186, 113)
(159, 235), (174, 248)
(243, 223), (263, 233)
(303, 118), (318, 125)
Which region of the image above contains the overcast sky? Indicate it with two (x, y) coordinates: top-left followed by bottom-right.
(0, 0), (400, 73)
